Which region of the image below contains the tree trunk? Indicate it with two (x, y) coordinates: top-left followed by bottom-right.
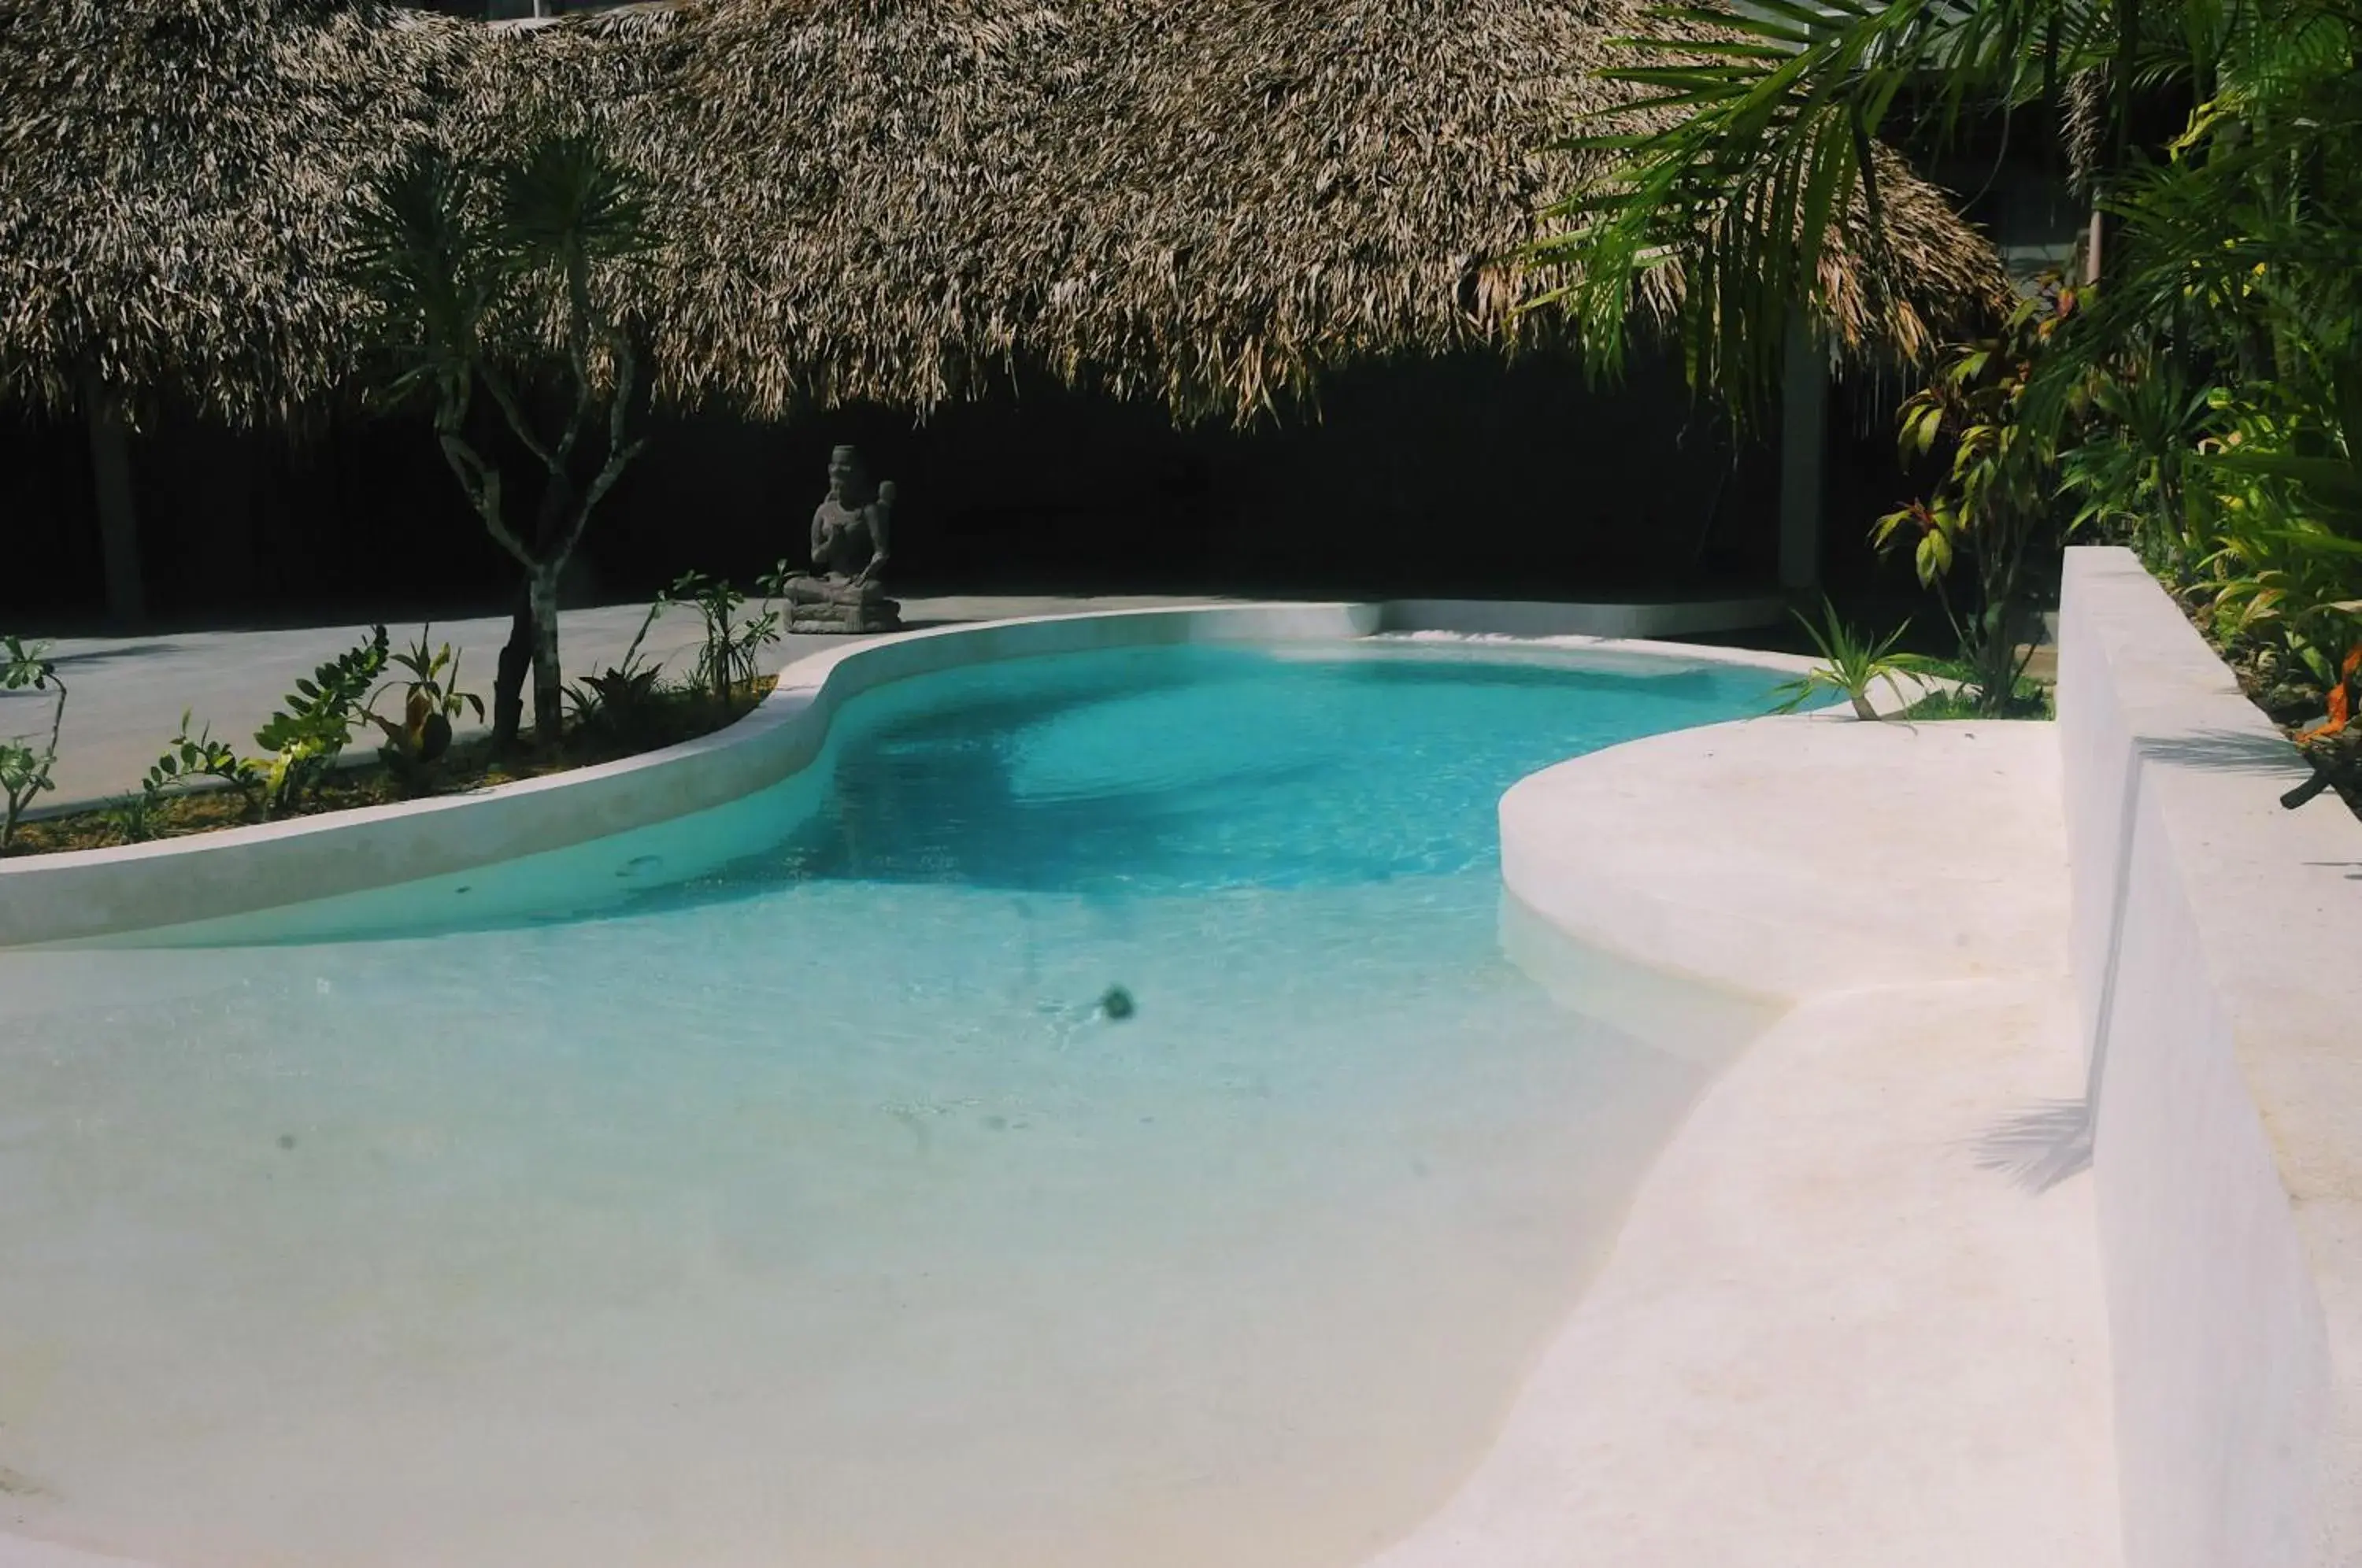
(81, 377), (146, 627)
(493, 582), (535, 749)
(529, 564), (565, 745)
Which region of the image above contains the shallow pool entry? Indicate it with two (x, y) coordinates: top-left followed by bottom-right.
(0, 641), (1784, 1568)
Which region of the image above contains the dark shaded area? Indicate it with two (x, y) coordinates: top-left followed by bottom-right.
(5, 350), (1803, 631)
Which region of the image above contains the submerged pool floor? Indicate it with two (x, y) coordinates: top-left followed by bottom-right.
(0, 642), (1785, 1568)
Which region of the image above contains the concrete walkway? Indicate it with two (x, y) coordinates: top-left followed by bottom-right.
(0, 594), (1239, 813)
(1372, 713), (2122, 1566)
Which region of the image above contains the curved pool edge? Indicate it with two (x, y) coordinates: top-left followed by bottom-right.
(1364, 712), (2125, 1568)
(0, 601), (1813, 950)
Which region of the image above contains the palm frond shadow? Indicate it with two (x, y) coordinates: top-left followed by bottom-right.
(2138, 728), (2305, 776)
(1971, 1097), (2092, 1193)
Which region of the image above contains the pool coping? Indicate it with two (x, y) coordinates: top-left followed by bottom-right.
(0, 601), (1823, 951)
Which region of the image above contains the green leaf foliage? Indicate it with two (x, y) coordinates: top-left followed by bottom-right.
(254, 627), (390, 813)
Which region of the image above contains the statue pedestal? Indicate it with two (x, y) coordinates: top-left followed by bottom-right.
(785, 594), (902, 634)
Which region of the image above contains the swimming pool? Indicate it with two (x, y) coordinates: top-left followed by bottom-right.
(0, 638), (1787, 1568)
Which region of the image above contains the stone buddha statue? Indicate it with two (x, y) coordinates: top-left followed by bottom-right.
(782, 445), (903, 632)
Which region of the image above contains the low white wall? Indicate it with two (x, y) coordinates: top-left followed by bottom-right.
(1379, 594), (1784, 639)
(2060, 546), (2362, 1568)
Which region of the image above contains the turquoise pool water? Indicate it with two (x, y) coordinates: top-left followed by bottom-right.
(0, 639), (1786, 1568)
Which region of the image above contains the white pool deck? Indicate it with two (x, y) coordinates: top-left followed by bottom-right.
(0, 615), (2124, 1566)
(1414, 713), (2122, 1567)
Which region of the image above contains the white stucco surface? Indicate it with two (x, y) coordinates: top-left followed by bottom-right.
(0, 1539), (153, 1568)
(1377, 714), (2122, 1566)
(2059, 547), (2362, 1568)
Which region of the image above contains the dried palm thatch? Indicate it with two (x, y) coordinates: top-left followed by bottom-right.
(0, 0), (2005, 429)
(2, 0), (436, 423)
(0, 0), (646, 423)
(642, 0), (2007, 423)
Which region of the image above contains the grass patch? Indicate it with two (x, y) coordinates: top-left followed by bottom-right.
(1898, 678), (2054, 721)
(3, 676), (775, 859)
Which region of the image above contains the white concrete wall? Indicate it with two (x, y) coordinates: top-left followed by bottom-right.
(1377, 595), (1784, 640)
(2060, 546), (2362, 1568)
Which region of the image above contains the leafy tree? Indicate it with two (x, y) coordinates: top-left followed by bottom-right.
(346, 131), (653, 747)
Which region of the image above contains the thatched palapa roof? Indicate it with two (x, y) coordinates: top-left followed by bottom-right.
(0, 0), (642, 423)
(0, 0), (2007, 427)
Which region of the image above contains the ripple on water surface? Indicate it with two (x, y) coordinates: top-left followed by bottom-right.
(0, 641), (1785, 1568)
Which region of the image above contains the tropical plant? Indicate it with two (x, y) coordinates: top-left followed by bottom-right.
(565, 599), (670, 745)
(0, 635), (66, 850)
(1768, 600), (1938, 719)
(2029, 2), (2362, 789)
(1871, 283), (2080, 713)
(368, 627), (486, 790)
(143, 711), (266, 823)
(2059, 353), (2217, 579)
(346, 130), (656, 748)
(667, 568), (782, 707)
(254, 627), (390, 814)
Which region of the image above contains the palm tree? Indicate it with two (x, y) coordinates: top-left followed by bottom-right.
(1543, 0), (2362, 715)
(1540, 0), (2144, 405)
(346, 131), (654, 747)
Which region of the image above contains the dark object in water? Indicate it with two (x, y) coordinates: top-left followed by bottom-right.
(1099, 986), (1136, 1021)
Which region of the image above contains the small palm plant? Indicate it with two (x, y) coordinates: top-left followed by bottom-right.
(1769, 601), (1938, 721)
(346, 131), (655, 749)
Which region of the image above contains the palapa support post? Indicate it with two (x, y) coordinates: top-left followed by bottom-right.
(80, 371), (146, 628)
(1777, 316), (1829, 599)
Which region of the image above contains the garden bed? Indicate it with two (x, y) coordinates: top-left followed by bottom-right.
(1899, 678), (2054, 721)
(2179, 601), (2362, 822)
(1, 678), (776, 860)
